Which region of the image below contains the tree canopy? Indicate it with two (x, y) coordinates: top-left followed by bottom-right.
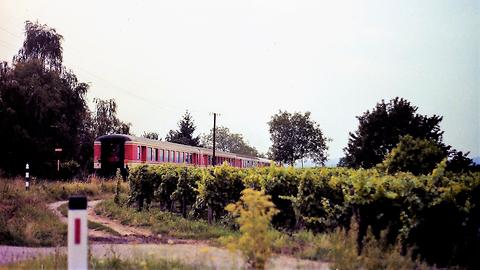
(0, 22), (89, 176)
(165, 111), (200, 146)
(14, 21), (63, 71)
(340, 98), (445, 169)
(92, 98), (131, 137)
(0, 21), (130, 178)
(142, 131), (160, 140)
(268, 111), (328, 166)
(340, 97), (475, 173)
(379, 135), (445, 175)
(201, 126), (260, 157)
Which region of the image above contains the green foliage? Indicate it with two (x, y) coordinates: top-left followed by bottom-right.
(14, 20), (63, 70)
(142, 131), (160, 140)
(92, 98), (131, 137)
(341, 97), (445, 169)
(114, 169), (122, 205)
(96, 198), (231, 240)
(194, 164), (245, 222)
(0, 21), (132, 178)
(380, 135), (445, 175)
(0, 56), (90, 177)
(0, 177), (127, 247)
(127, 163), (480, 268)
(0, 20), (91, 177)
(59, 160), (81, 180)
(201, 126), (260, 157)
(268, 110), (329, 165)
(225, 188), (279, 270)
(165, 110), (200, 146)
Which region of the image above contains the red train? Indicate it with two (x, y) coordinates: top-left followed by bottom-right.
(94, 134), (271, 175)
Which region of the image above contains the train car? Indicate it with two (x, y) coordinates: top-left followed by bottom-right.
(94, 134), (273, 176)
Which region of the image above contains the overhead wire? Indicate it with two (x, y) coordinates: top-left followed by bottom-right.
(0, 24), (209, 116)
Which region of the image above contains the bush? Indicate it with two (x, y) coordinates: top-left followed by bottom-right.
(225, 188), (279, 270)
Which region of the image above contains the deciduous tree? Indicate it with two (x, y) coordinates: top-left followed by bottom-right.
(92, 98), (131, 137)
(340, 98), (445, 168)
(268, 111), (328, 166)
(201, 126), (260, 157)
(142, 131), (159, 140)
(0, 21), (90, 176)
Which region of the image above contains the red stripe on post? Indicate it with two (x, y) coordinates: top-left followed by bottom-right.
(74, 218), (81, 244)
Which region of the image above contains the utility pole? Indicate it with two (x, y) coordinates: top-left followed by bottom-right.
(210, 112), (219, 166)
(212, 113), (216, 166)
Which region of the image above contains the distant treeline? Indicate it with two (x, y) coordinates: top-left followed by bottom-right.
(0, 21), (477, 179)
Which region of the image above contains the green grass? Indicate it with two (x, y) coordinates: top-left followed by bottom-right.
(95, 197), (234, 240)
(0, 254), (214, 270)
(266, 226), (432, 270)
(0, 177), (128, 246)
(0, 179), (67, 246)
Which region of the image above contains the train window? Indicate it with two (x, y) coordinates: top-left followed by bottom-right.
(137, 146), (141, 160)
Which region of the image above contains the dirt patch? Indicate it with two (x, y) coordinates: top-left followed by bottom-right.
(39, 200), (331, 269)
(47, 200), (202, 245)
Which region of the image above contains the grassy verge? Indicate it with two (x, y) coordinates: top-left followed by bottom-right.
(0, 177), (128, 246)
(0, 254), (213, 270)
(95, 197), (233, 240)
(0, 179), (67, 246)
(266, 227), (431, 270)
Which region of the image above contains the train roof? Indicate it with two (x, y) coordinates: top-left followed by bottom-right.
(95, 134), (271, 162)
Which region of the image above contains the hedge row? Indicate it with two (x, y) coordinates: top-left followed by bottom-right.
(127, 162), (480, 268)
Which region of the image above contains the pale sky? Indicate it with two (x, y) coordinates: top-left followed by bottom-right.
(1, 0), (479, 160)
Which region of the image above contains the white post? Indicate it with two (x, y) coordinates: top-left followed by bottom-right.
(25, 163), (30, 191)
(68, 196), (88, 270)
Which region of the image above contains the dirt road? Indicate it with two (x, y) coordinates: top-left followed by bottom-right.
(2, 200), (330, 269)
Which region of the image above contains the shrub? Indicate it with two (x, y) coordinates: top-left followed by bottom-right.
(225, 188), (279, 270)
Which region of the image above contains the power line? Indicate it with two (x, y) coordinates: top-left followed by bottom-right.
(0, 25), (202, 115)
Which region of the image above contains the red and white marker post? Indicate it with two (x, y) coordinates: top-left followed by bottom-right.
(68, 196), (88, 270)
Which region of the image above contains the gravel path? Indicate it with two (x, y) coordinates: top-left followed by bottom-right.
(0, 245), (62, 265)
(0, 244), (330, 269)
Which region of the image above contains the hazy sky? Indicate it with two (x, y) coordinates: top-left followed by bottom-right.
(1, 0), (478, 160)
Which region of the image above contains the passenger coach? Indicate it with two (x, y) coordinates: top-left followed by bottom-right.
(94, 134), (271, 176)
